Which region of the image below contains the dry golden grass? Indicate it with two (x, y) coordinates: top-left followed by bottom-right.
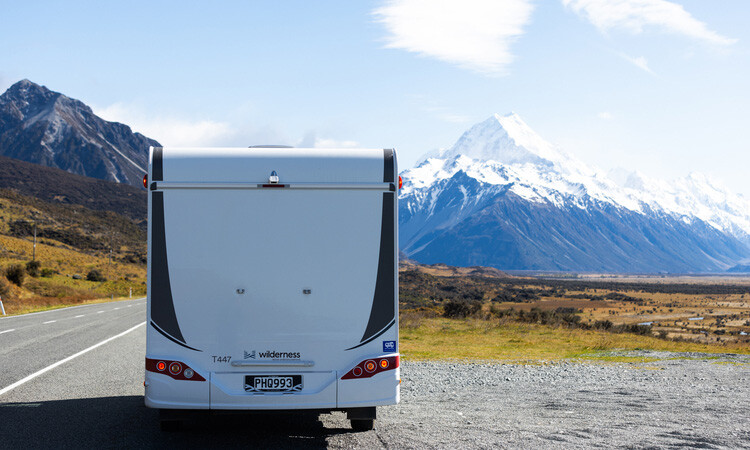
(0, 234), (146, 315)
(399, 317), (750, 362)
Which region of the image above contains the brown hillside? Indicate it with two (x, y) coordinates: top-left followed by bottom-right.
(0, 154), (146, 222)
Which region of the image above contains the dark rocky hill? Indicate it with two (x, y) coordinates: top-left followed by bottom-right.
(0, 154), (145, 223)
(0, 79), (159, 187)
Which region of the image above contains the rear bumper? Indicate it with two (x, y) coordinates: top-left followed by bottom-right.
(145, 367), (400, 410)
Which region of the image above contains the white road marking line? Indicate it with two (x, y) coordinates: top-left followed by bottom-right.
(0, 298), (147, 320)
(74, 315), (85, 318)
(0, 321), (146, 397)
(114, 307), (120, 310)
(127, 305), (133, 308)
(42, 320), (57, 324)
(0, 329), (15, 335)
(97, 311), (104, 314)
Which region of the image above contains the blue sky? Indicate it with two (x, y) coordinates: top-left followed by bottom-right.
(1, 1), (748, 196)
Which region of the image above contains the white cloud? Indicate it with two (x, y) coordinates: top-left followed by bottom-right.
(95, 103), (232, 146)
(563, 0), (737, 46)
(619, 53), (655, 74)
(297, 132), (359, 148)
(314, 138), (360, 148)
(597, 111), (614, 120)
(373, 0), (535, 75)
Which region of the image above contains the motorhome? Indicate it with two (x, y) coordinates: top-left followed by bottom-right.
(144, 147), (400, 431)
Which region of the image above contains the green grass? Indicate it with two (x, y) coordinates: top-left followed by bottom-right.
(399, 317), (750, 362)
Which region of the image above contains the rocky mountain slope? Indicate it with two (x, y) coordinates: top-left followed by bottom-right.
(0, 79), (159, 187)
(399, 113), (750, 272)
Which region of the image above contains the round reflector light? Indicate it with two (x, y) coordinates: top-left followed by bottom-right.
(169, 362), (182, 375)
(353, 366), (363, 377)
(380, 359), (389, 369)
(183, 368), (194, 379)
(156, 361), (166, 371)
(364, 360), (376, 373)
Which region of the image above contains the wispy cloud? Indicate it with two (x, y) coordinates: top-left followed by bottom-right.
(562, 0), (736, 46)
(618, 53), (655, 75)
(96, 103), (361, 149)
(297, 131), (360, 148)
(373, 0), (535, 76)
(597, 111), (614, 120)
(95, 103), (232, 146)
(409, 94), (472, 124)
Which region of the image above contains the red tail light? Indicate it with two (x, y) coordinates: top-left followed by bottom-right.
(341, 355), (399, 379)
(146, 358), (205, 381)
(143, 174), (148, 189)
(398, 175), (403, 189)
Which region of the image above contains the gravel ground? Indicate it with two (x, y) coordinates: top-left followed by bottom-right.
(324, 351), (750, 449)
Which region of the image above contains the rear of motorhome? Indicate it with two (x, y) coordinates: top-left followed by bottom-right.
(144, 147), (399, 430)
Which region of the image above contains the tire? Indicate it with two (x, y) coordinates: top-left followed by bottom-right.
(160, 419), (181, 432)
(351, 419), (375, 431)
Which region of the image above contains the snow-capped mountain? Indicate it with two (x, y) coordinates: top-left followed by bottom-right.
(0, 79), (159, 186)
(400, 113), (750, 272)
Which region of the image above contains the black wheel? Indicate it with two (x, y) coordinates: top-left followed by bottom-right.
(351, 419), (375, 431)
(159, 410), (182, 432)
(160, 419), (181, 432)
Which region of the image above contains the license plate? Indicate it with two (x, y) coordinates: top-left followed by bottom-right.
(244, 375), (303, 393)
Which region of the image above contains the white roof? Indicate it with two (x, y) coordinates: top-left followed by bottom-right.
(152, 147), (394, 184)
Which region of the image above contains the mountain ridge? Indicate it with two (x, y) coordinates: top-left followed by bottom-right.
(0, 79), (159, 187)
(399, 113), (750, 273)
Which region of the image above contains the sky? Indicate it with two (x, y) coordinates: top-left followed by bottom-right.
(1, 0), (748, 196)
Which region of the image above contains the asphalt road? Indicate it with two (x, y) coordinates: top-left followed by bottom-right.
(0, 298), (147, 393)
(2, 301), (748, 448)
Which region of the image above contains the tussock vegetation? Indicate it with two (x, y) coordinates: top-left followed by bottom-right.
(398, 317), (750, 361)
(0, 188), (146, 315)
(399, 266), (750, 349)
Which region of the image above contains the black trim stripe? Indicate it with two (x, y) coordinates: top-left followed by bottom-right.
(151, 321), (202, 352)
(345, 320), (395, 351)
(358, 192), (395, 344)
(151, 191), (187, 344)
(152, 147), (164, 181)
(383, 149), (394, 182)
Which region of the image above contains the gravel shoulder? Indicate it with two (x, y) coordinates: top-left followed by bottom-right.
(326, 351), (750, 449)
(2, 328), (748, 449)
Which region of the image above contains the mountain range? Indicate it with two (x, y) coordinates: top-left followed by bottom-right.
(399, 113), (750, 273)
(1, 79), (747, 273)
(0, 79), (158, 187)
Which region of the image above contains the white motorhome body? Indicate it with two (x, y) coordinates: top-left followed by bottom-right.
(145, 147), (399, 430)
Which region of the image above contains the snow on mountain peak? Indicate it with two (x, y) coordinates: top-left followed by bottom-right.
(436, 113), (567, 168)
(402, 113), (750, 240)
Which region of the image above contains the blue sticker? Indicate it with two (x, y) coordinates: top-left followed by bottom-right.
(383, 340), (396, 352)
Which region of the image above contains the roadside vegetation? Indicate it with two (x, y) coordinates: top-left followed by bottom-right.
(0, 188), (146, 315)
(398, 264), (750, 360)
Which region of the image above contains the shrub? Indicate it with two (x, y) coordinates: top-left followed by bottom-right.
(443, 299), (481, 318)
(41, 268), (57, 278)
(26, 260), (41, 277)
(0, 276), (12, 298)
(6, 265), (25, 286)
(86, 269), (107, 282)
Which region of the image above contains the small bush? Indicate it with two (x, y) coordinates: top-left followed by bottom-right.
(0, 276), (12, 298)
(86, 269), (107, 282)
(26, 260), (41, 277)
(6, 265), (25, 286)
(443, 299), (482, 318)
(41, 268), (57, 278)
